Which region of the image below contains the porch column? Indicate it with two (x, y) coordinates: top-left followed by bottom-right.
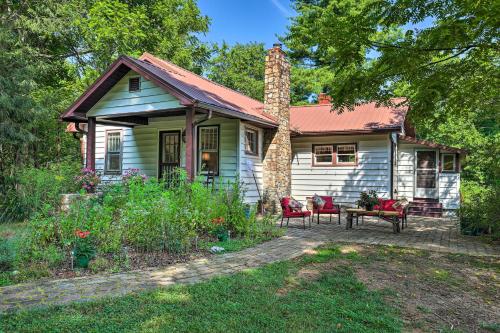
(86, 117), (96, 170)
(185, 107), (195, 180)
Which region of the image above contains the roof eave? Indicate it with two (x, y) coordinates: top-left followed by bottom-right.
(398, 135), (467, 154)
(196, 102), (278, 128)
(291, 127), (401, 137)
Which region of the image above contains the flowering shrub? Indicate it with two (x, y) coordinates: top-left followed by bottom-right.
(122, 168), (147, 186)
(75, 168), (100, 193)
(73, 229), (95, 260)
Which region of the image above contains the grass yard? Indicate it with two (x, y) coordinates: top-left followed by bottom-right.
(1, 244), (499, 332)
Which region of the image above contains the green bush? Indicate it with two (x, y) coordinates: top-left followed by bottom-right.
(0, 238), (15, 272)
(459, 181), (500, 239)
(0, 161), (80, 222)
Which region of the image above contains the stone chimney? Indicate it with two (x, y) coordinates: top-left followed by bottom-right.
(262, 43), (292, 212)
(318, 93), (332, 105)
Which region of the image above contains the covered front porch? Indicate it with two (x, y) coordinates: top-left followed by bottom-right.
(61, 54), (276, 183)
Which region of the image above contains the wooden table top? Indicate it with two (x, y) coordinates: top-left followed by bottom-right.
(345, 208), (400, 216)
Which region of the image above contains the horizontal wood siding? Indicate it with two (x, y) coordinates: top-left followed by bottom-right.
(291, 134), (391, 206)
(87, 71), (181, 117)
(239, 122), (264, 204)
(94, 116), (238, 183)
(396, 144), (416, 201)
(439, 173), (460, 209)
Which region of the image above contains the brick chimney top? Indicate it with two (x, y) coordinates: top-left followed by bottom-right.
(318, 93), (332, 105)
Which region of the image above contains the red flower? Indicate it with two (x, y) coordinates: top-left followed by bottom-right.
(75, 229), (90, 239)
(211, 217), (224, 225)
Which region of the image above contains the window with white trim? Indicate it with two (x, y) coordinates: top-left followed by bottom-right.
(198, 126), (219, 175)
(105, 131), (122, 173)
(442, 153), (456, 172)
(336, 144), (356, 164)
(245, 128), (258, 155)
(314, 145), (333, 165)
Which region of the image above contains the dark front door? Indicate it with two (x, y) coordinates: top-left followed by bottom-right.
(159, 131), (181, 185)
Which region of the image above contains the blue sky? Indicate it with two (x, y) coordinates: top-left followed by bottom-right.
(197, 0), (295, 48)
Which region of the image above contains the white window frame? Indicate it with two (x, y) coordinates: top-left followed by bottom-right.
(441, 153), (456, 172)
(104, 130), (122, 174)
(336, 144), (357, 165)
(313, 145), (334, 165)
(198, 125), (219, 175)
(244, 127), (259, 156)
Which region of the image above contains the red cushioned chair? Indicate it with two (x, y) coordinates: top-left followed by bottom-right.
(373, 199), (408, 229)
(280, 197), (312, 229)
(309, 196), (341, 225)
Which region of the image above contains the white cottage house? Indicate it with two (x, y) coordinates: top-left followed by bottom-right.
(63, 44), (465, 217)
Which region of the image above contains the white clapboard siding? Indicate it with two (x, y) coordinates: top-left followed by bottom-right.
(87, 71), (181, 117)
(94, 116), (239, 183)
(439, 173), (460, 209)
(238, 121), (264, 204)
(291, 134), (391, 206)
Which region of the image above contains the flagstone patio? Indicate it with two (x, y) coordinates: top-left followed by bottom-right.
(0, 216), (497, 313)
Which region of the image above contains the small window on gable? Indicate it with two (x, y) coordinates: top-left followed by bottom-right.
(105, 131), (122, 174)
(336, 144), (357, 164)
(313, 145), (333, 165)
(129, 77), (141, 92)
(442, 153), (456, 172)
(245, 128), (258, 155)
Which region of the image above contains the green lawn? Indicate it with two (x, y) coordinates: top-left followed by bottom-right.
(1, 246), (401, 333)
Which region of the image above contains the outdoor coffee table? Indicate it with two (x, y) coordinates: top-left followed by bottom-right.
(345, 208), (401, 233)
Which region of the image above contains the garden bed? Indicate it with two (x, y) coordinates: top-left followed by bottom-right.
(1, 168), (283, 286)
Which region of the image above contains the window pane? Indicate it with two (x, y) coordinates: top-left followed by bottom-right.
(443, 154), (455, 171)
(417, 169), (436, 188)
(245, 130), (257, 154)
(337, 144), (355, 154)
(107, 153), (120, 171)
(337, 154), (356, 163)
(107, 132), (121, 152)
(200, 127), (218, 150)
(417, 151), (436, 169)
(316, 155), (333, 163)
(201, 151), (218, 173)
(315, 146), (332, 155)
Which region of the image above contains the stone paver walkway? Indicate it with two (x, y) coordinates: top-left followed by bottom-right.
(1, 216), (498, 313)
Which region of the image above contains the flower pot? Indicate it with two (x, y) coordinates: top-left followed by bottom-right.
(365, 205), (374, 211)
(75, 255), (90, 268)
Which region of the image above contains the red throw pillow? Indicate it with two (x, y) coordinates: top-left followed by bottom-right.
(322, 196), (334, 209)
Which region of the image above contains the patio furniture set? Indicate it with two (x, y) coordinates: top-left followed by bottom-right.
(280, 196), (409, 233)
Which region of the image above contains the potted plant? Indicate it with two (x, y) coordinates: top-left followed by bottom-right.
(72, 229), (95, 268)
(357, 190), (379, 211)
(211, 217), (229, 242)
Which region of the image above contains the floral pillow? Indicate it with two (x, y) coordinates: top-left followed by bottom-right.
(288, 198), (303, 212)
(392, 198), (409, 210)
(312, 194), (326, 208)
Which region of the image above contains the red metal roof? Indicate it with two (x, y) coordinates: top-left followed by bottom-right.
(138, 53), (276, 124)
(290, 100), (408, 135)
